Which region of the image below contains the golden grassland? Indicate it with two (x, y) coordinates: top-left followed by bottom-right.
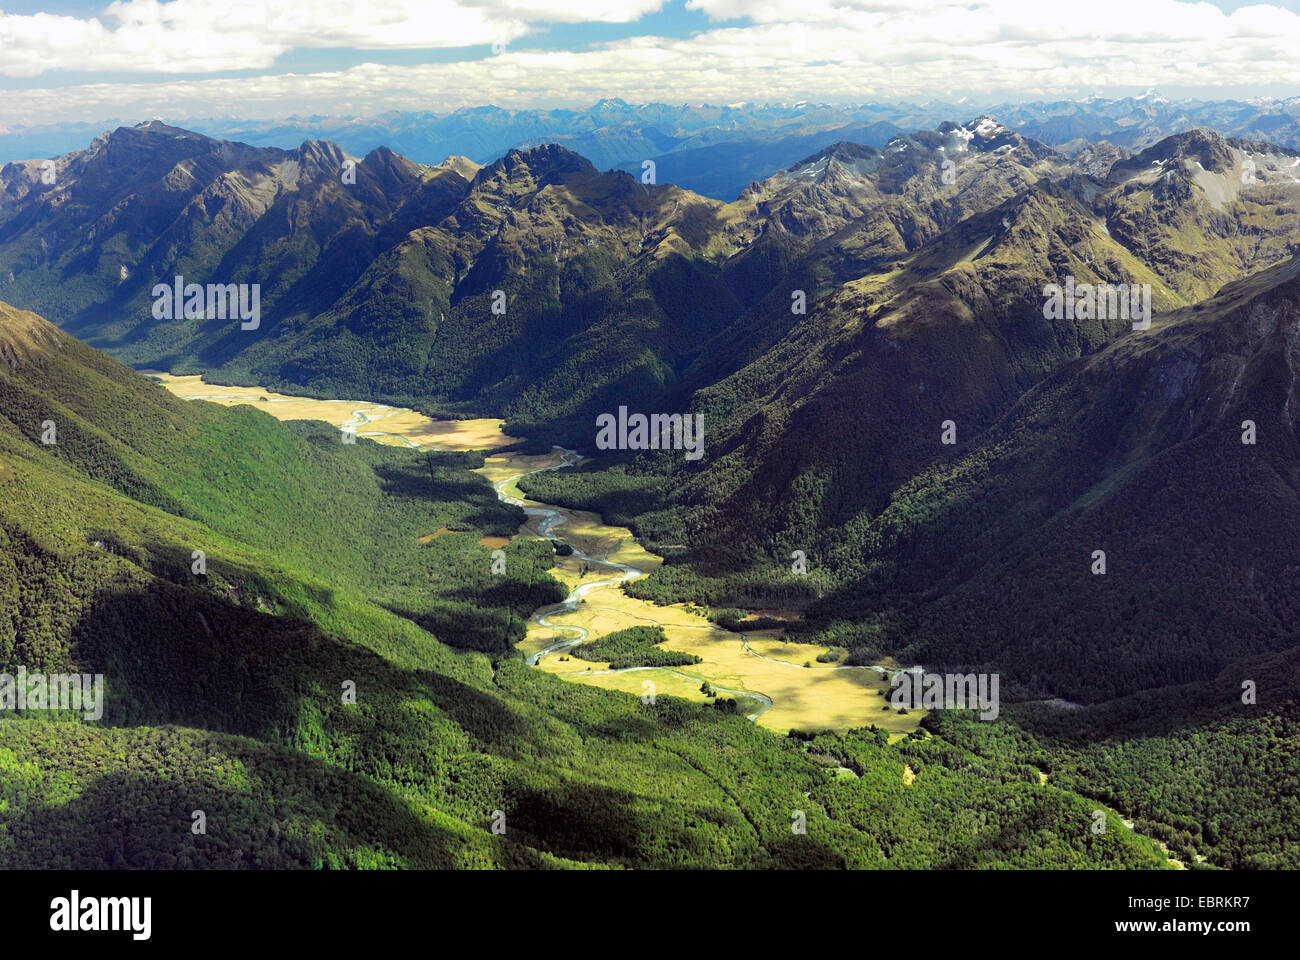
(483, 448), (924, 735)
(473, 452), (563, 497)
(536, 602), (921, 733)
(151, 373), (519, 451)
(548, 663), (714, 702)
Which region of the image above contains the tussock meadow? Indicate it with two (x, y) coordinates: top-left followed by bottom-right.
(1, 105), (1298, 874)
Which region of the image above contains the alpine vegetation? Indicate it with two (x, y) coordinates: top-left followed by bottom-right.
(596, 406), (704, 460)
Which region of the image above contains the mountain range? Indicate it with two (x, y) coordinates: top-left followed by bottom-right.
(10, 93), (1300, 201)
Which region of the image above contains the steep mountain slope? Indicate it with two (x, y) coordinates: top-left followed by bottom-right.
(548, 249), (1300, 708)
(676, 180), (1181, 550)
(525, 126), (1300, 521)
(717, 118), (1058, 277)
(236, 143), (736, 425)
(698, 126), (1300, 385)
(866, 253), (1300, 700)
(1103, 131), (1300, 300)
(674, 120), (1070, 390)
(521, 130), (1300, 703)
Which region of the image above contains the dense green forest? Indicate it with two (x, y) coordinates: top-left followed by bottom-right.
(569, 625), (701, 669)
(922, 646), (1300, 869)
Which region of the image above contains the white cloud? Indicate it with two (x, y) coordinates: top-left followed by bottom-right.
(0, 1), (667, 77)
(2, 0), (1299, 123)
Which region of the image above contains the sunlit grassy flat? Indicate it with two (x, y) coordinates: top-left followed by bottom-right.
(151, 373), (518, 451)
(484, 447), (923, 735)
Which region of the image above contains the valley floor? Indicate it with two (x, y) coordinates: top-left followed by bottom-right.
(482, 446), (922, 735)
(147, 373), (519, 451)
(155, 375), (922, 735)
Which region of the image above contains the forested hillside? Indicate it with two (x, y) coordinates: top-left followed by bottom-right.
(0, 302), (1175, 868)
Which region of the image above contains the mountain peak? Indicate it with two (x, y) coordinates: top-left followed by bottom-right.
(131, 118), (202, 136)
(1123, 128), (1237, 176)
(948, 115), (1029, 152)
(435, 155), (481, 181)
(780, 141), (882, 184)
(296, 139), (349, 168)
(796, 141), (880, 166)
(965, 115), (1009, 137)
(80, 122), (226, 170)
(112, 120), (213, 145)
(473, 143), (596, 187)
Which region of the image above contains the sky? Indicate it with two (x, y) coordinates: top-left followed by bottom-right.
(2, 0), (1300, 125)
